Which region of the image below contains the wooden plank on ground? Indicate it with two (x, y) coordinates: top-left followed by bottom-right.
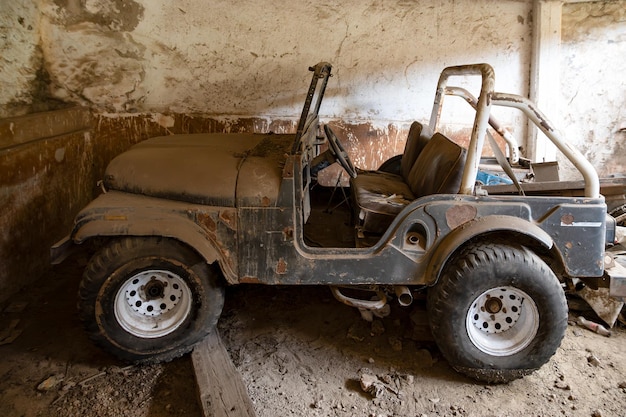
(191, 331), (256, 417)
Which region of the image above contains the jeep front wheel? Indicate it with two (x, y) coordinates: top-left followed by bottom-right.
(427, 242), (567, 383)
(78, 237), (224, 363)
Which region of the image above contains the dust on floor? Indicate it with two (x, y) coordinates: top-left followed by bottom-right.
(0, 259), (625, 417)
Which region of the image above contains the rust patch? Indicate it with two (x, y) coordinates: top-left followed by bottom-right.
(445, 205), (477, 229)
(276, 258), (287, 275)
(561, 214), (574, 225)
(239, 276), (262, 284)
(219, 209), (237, 230)
(283, 155), (295, 178)
(565, 242), (573, 249)
(103, 214), (127, 221)
(196, 212), (216, 234)
(261, 196), (271, 207)
(283, 227), (294, 241)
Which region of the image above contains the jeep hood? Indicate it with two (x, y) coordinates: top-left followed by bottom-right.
(104, 133), (295, 207)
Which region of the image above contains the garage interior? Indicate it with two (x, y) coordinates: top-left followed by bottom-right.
(1, 1), (625, 416)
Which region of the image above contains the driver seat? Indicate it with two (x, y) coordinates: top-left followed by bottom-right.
(351, 131), (467, 234)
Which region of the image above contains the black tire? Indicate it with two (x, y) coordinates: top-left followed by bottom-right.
(427, 242), (567, 383)
(78, 237), (225, 363)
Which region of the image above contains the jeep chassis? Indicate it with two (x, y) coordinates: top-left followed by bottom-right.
(51, 62), (624, 383)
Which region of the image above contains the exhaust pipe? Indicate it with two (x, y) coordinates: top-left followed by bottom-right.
(395, 286), (413, 307)
(330, 286), (387, 310)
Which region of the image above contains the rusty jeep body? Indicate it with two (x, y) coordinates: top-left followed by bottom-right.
(51, 62), (622, 383)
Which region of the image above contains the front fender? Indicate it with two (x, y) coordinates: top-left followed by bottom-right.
(55, 191), (238, 283)
(424, 215), (555, 286)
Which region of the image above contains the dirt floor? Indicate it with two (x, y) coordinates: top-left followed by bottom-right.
(1, 257), (625, 417)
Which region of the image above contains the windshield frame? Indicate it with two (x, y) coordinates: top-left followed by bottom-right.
(291, 62), (333, 154)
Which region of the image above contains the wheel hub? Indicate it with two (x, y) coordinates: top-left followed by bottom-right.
(123, 272), (184, 317)
(466, 286), (539, 356)
(144, 278), (166, 300)
(471, 287), (524, 334)
(114, 269), (192, 338)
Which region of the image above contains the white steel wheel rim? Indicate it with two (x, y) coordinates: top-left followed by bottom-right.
(114, 269), (192, 338)
(466, 286), (539, 356)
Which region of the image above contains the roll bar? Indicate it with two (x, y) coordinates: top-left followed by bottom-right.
(428, 63), (599, 198)
(491, 93), (599, 198)
(443, 86), (520, 165)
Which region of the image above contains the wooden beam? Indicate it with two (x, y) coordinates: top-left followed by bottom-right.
(528, 0), (562, 163)
(191, 331), (257, 417)
(0, 106), (91, 151)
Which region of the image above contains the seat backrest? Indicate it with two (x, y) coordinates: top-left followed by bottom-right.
(406, 132), (467, 198)
(400, 122), (433, 180)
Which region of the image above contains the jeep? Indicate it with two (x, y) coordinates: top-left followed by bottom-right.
(51, 62), (622, 383)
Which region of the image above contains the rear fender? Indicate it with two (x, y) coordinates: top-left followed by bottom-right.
(425, 215), (556, 286)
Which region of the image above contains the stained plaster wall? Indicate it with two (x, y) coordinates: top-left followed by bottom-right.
(560, 2), (626, 180)
(0, 0), (624, 299)
(35, 0), (534, 168)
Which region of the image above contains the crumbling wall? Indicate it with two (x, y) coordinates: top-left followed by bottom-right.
(34, 0), (533, 170)
(38, 0), (532, 120)
(0, 2), (46, 118)
(560, 1), (626, 180)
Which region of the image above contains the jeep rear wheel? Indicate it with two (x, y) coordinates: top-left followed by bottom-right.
(427, 242), (567, 383)
(79, 237), (224, 363)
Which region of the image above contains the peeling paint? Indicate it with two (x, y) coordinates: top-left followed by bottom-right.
(52, 0), (144, 31)
(219, 209), (237, 230)
(445, 205), (478, 229)
(276, 258), (287, 275)
(197, 212), (217, 234)
(0, 2), (49, 118)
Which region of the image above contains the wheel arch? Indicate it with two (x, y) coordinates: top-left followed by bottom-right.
(72, 217), (238, 284)
(425, 215), (565, 286)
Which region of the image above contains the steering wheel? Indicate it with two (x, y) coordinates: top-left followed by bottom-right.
(323, 125), (357, 178)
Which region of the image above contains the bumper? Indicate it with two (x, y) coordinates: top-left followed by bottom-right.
(606, 257), (626, 302)
(50, 235), (76, 265)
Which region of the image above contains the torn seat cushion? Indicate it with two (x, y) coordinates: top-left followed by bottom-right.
(351, 171), (415, 233)
(349, 121), (430, 234)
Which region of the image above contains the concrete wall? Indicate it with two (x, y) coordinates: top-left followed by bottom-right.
(0, 0), (625, 300)
(0, 108), (94, 299)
